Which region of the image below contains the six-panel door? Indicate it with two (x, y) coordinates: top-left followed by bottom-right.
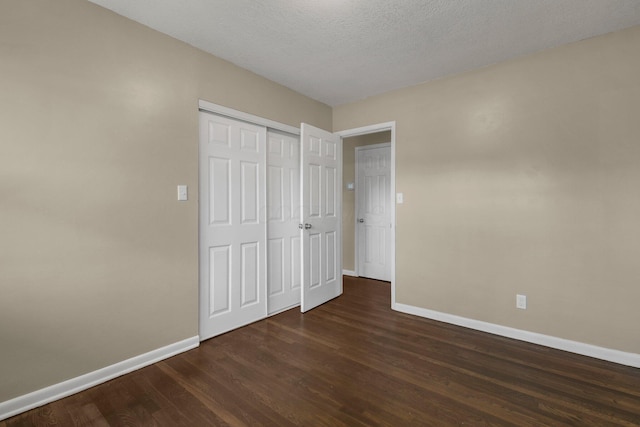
(199, 112), (267, 340)
(357, 144), (392, 281)
(300, 123), (342, 312)
(267, 130), (302, 314)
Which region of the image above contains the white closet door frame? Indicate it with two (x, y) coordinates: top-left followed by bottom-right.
(336, 122), (396, 308)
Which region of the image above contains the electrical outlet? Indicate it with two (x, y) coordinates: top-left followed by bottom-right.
(516, 294), (527, 310)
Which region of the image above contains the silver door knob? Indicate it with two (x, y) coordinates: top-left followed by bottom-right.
(304, 223), (312, 229)
(358, 218), (365, 223)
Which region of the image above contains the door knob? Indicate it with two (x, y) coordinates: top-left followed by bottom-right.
(304, 223), (312, 229)
(358, 218), (365, 223)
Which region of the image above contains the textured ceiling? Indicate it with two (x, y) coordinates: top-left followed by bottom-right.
(87, 0), (640, 106)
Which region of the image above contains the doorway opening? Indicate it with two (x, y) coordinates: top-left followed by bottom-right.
(337, 123), (396, 307)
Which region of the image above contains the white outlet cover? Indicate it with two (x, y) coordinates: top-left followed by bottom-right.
(516, 294), (527, 309)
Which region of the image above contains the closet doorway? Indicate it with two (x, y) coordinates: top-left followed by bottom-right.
(198, 102), (342, 340)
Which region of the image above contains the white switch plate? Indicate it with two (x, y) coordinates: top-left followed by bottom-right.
(177, 185), (188, 201)
(516, 294), (527, 310)
(396, 192), (404, 204)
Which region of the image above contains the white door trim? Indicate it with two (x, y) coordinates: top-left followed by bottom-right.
(355, 142), (391, 150)
(199, 99), (300, 136)
(355, 142), (391, 279)
(336, 122), (396, 307)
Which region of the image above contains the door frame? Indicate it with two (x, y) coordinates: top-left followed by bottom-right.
(336, 122), (396, 308)
(354, 142), (392, 280)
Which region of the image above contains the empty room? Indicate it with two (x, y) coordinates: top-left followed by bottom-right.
(2, 0), (640, 425)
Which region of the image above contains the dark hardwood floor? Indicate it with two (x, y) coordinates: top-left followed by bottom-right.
(4, 276), (640, 426)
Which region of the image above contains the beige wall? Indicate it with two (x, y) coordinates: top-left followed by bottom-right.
(342, 132), (392, 272)
(0, 0), (330, 402)
(3, 0), (639, 407)
(334, 25), (640, 354)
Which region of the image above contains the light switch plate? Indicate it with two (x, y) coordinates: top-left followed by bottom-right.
(396, 193), (404, 204)
(177, 185), (188, 201)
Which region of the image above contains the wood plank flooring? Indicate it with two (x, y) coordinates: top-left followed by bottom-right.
(3, 276), (640, 426)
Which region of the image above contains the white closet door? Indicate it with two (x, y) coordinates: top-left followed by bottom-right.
(357, 144), (392, 281)
(300, 123), (342, 312)
(267, 130), (302, 314)
(199, 112), (267, 340)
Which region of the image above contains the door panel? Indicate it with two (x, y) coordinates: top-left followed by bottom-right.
(267, 130), (302, 314)
(241, 242), (259, 306)
(268, 238), (284, 295)
(357, 145), (392, 281)
(210, 157), (230, 225)
(301, 123), (342, 312)
(199, 112), (267, 340)
(209, 245), (230, 315)
(241, 161), (259, 223)
(291, 236), (301, 289)
(310, 232), (321, 288)
(309, 164), (321, 217)
(326, 231), (337, 282)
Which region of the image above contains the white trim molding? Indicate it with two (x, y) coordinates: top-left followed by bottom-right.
(198, 99), (300, 135)
(342, 269), (357, 277)
(335, 122), (395, 139)
(0, 336), (199, 421)
(393, 303), (640, 369)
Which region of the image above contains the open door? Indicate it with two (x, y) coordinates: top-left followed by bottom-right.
(300, 123), (342, 312)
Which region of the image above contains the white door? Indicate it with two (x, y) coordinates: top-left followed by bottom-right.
(300, 123), (342, 312)
(199, 112), (267, 340)
(267, 130), (302, 314)
(357, 144), (392, 281)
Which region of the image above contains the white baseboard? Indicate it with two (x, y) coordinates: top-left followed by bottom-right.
(0, 336), (199, 421)
(342, 269), (357, 277)
(393, 303), (640, 369)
